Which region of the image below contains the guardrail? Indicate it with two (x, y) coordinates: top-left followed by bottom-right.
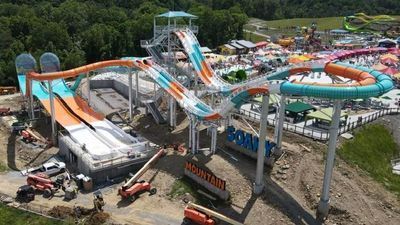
(238, 107), (400, 141)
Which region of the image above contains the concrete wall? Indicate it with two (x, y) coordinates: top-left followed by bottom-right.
(58, 134), (149, 185)
(90, 79), (146, 107)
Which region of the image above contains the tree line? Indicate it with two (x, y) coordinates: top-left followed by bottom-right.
(0, 0), (247, 86)
(1, 0), (398, 86)
(196, 0), (400, 20)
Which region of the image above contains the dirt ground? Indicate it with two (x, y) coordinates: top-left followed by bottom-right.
(0, 94), (399, 225)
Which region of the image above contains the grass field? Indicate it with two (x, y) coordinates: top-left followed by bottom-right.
(246, 15), (400, 36)
(338, 124), (400, 197)
(243, 31), (267, 42)
(0, 204), (70, 225)
(262, 17), (343, 30)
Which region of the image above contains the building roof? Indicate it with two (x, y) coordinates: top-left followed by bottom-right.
(236, 40), (256, 49)
(230, 42), (244, 49)
(330, 29), (349, 34)
(256, 41), (268, 47)
(306, 107), (348, 122)
(285, 101), (314, 114)
(223, 44), (236, 50)
(200, 46), (212, 53)
(156, 11), (198, 18)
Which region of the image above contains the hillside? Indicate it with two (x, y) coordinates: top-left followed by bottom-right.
(198, 0), (400, 20)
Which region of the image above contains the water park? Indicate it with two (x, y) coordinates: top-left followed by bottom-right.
(1, 9), (400, 225)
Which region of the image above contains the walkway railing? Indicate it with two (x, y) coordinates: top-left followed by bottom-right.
(238, 107), (400, 141)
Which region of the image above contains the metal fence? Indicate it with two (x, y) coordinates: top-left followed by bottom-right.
(238, 107), (400, 141)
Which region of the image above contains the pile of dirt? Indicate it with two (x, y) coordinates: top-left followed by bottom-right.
(48, 206), (74, 219)
(48, 205), (110, 225)
(86, 212), (110, 225)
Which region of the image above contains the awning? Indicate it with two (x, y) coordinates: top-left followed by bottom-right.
(256, 41), (268, 47)
(306, 108), (348, 122)
(236, 40), (257, 49)
(156, 11), (198, 18)
(230, 42), (244, 49)
(223, 44), (236, 50)
(200, 47), (212, 53)
(285, 101), (314, 114)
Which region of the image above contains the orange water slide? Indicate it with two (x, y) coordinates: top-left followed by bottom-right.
(291, 63), (376, 87)
(27, 60), (135, 81)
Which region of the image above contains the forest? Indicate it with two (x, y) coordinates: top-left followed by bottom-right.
(0, 0), (399, 86)
(0, 0), (247, 86)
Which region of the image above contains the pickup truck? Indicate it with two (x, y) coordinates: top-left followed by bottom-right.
(21, 162), (66, 177)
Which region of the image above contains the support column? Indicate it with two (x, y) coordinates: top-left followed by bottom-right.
(28, 79), (35, 119)
(86, 72), (90, 106)
(317, 100), (342, 220)
(153, 82), (157, 101)
(210, 125), (217, 154)
(188, 116), (192, 149)
(273, 95), (286, 156)
(128, 69), (133, 121)
(135, 71), (140, 106)
(169, 97), (176, 128)
(194, 74), (198, 97)
(254, 95), (269, 195)
(48, 81), (57, 145)
(191, 117), (197, 154)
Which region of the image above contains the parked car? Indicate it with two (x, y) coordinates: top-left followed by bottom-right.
(21, 162), (66, 176)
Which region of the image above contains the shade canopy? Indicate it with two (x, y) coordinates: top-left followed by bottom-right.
(156, 11), (198, 18)
(306, 108), (348, 122)
(285, 101), (314, 114)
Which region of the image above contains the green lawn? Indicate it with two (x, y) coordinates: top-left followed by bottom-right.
(338, 124), (400, 196)
(243, 31), (267, 43)
(262, 17), (343, 30)
(248, 15), (400, 34)
(0, 204), (70, 225)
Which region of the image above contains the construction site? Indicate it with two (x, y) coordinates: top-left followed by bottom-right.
(0, 11), (400, 225)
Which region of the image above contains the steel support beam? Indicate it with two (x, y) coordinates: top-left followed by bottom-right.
(48, 81), (57, 145)
(273, 95), (286, 156)
(317, 100), (342, 220)
(135, 71), (139, 106)
(28, 79), (34, 119)
(128, 69), (133, 121)
(86, 72), (90, 106)
(254, 95), (269, 195)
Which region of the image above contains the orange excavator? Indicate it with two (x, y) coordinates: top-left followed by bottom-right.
(118, 149), (165, 202)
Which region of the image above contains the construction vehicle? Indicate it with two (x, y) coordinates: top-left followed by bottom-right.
(19, 128), (52, 147)
(26, 173), (61, 198)
(0, 86), (17, 95)
(93, 191), (105, 212)
(21, 162), (66, 176)
(183, 202), (243, 225)
(118, 149), (165, 202)
(16, 185), (35, 203)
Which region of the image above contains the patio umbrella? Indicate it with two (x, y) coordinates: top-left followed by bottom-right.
(380, 67), (398, 76)
(380, 54), (399, 61)
(389, 48), (400, 56)
(288, 57), (304, 64)
(372, 63), (388, 71)
(381, 57), (398, 65)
